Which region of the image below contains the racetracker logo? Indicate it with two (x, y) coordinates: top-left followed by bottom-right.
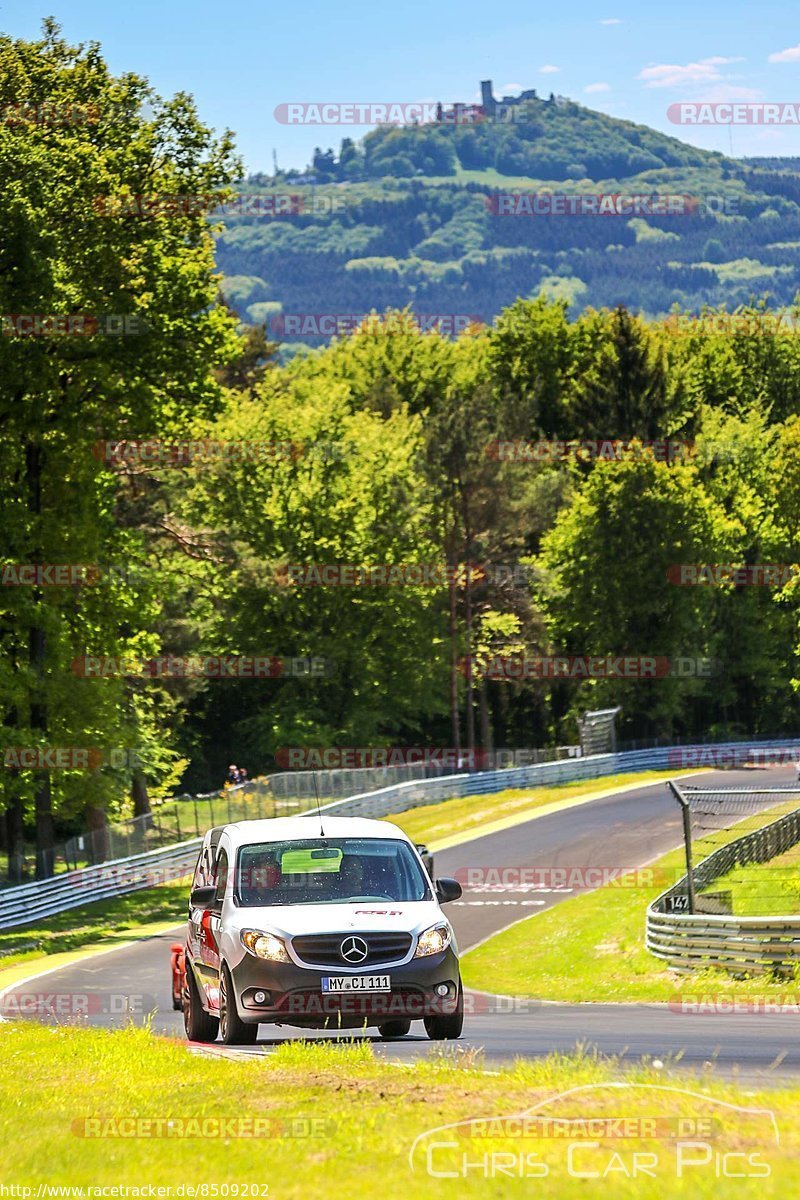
(454, 866), (674, 890)
(485, 193), (696, 216)
(666, 745), (800, 768)
(2, 747), (143, 771)
(669, 993), (800, 1015)
(71, 1116), (335, 1139)
(1, 313), (145, 337)
(92, 192), (312, 218)
(274, 563), (534, 588)
(667, 564), (800, 587)
(275, 747), (488, 770)
(0, 991), (155, 1017)
(275, 102), (446, 125)
(463, 655), (717, 680)
(0, 102), (101, 126)
(93, 440), (307, 467)
(1, 564), (100, 586)
(71, 655), (334, 679)
(668, 101), (800, 124)
(485, 439), (691, 463)
(270, 313), (482, 337)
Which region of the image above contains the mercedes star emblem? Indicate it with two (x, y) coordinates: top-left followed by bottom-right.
(340, 935), (369, 964)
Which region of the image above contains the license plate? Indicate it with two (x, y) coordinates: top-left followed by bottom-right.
(321, 975), (391, 993)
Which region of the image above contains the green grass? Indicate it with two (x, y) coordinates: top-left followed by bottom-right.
(463, 798), (800, 1003)
(1, 1024), (797, 1196)
(701, 842), (800, 917)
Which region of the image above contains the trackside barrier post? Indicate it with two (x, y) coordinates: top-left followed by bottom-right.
(668, 779), (696, 914)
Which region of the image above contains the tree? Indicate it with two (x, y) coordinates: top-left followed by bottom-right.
(537, 454), (728, 738)
(0, 21), (240, 875)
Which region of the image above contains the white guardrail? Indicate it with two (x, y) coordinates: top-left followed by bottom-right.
(1, 737), (799, 932)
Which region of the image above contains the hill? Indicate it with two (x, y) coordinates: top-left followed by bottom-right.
(214, 82), (800, 344)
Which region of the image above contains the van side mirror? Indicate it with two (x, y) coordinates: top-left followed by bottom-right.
(189, 884), (217, 909)
(435, 877), (462, 904)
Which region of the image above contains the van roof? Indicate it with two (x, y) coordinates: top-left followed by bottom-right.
(219, 815), (410, 848)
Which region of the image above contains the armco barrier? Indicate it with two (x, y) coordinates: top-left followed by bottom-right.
(1, 737), (799, 931)
(0, 841), (202, 933)
(647, 794), (800, 974)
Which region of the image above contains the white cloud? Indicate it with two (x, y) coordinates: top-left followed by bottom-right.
(585, 82), (611, 93)
(539, 64), (560, 74)
(695, 84), (762, 102)
(768, 43), (800, 63)
(499, 83), (522, 93)
(600, 17), (622, 24)
(638, 56), (744, 89)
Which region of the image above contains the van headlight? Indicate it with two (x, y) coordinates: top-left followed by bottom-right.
(414, 924), (452, 957)
(241, 930), (290, 963)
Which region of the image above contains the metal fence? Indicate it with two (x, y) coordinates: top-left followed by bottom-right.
(647, 798), (800, 974)
(2, 735), (800, 931)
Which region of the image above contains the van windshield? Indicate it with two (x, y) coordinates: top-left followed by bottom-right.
(234, 837), (432, 906)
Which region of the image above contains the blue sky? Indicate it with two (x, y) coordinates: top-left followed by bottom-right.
(4, 1), (800, 171)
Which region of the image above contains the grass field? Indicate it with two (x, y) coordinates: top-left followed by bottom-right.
(0, 1024), (796, 1197)
(708, 842), (800, 917)
(463, 798), (800, 1003)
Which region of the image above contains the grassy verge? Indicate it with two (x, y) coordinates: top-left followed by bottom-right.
(0, 1024), (796, 1196)
(463, 798), (800, 1003)
(708, 842), (800, 916)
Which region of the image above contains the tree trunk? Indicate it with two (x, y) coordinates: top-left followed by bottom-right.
(30, 627), (55, 879)
(5, 794), (24, 885)
(448, 565), (461, 756)
(478, 679), (493, 765)
(85, 805), (111, 864)
(464, 561), (475, 755)
(131, 766), (153, 831)
(27, 441), (55, 879)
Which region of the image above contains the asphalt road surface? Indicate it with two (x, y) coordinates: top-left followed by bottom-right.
(4, 766), (800, 1077)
